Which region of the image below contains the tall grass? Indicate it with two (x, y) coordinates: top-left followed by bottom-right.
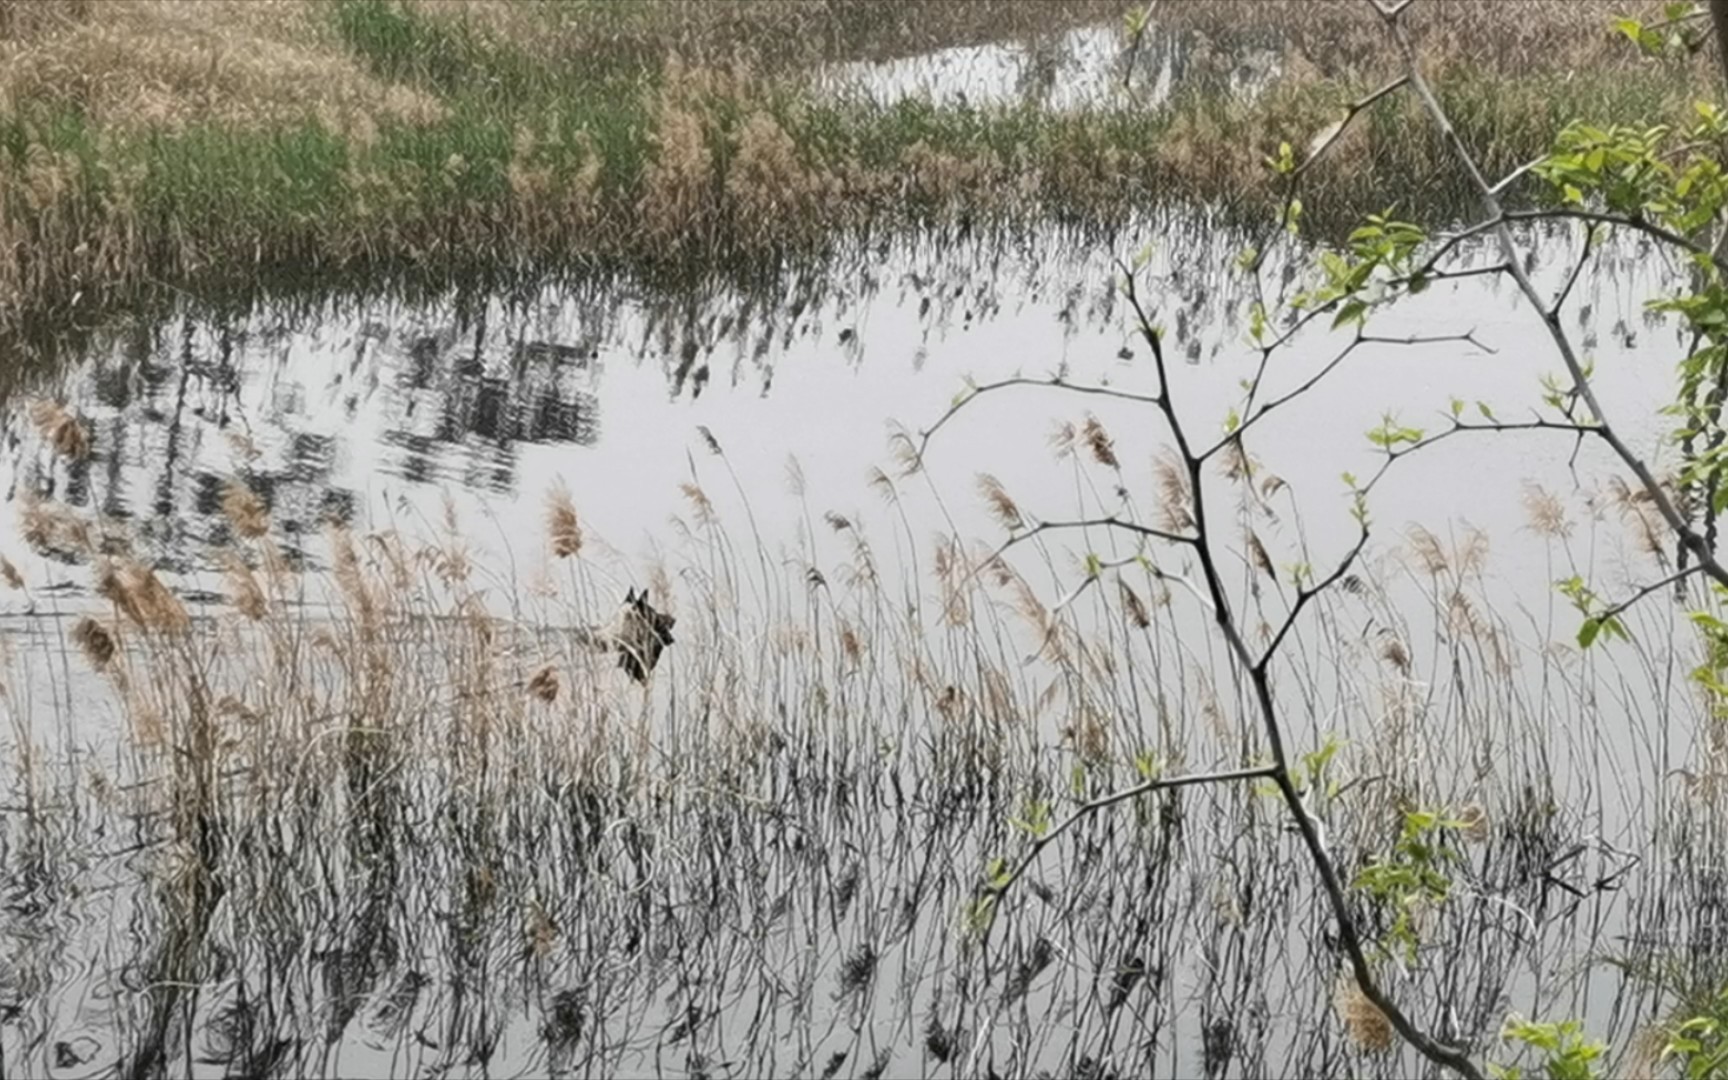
(0, 0), (1714, 335)
(0, 368), (1722, 1074)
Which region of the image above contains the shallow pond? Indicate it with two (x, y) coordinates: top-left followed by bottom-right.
(0, 204), (1721, 1079)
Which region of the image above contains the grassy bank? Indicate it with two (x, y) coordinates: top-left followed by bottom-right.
(0, 0), (1713, 330)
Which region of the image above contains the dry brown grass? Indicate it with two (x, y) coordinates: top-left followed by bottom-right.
(0, 0), (1714, 335)
(407, 0), (1129, 71)
(0, 0), (442, 129)
(1159, 0), (1694, 81)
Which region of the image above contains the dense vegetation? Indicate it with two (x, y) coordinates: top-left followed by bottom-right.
(0, 0), (1716, 333)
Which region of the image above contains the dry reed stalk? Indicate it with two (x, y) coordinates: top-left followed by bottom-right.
(97, 559), (188, 633)
(328, 525), (378, 631)
(933, 538), (971, 627)
(1081, 415), (1119, 469)
(1378, 631), (1411, 674)
(528, 664), (560, 704)
(1062, 707), (1109, 764)
(1455, 800), (1489, 843)
(1155, 453), (1194, 532)
(1407, 525), (1450, 576)
(1219, 437), (1253, 482)
(1049, 420), (1078, 459)
(18, 497), (93, 558)
(640, 83), (714, 245)
(1607, 475), (1668, 561)
(1521, 481), (1572, 538)
(1246, 530), (1274, 578)
(838, 622), (863, 669)
(726, 110), (822, 239)
(1119, 578), (1152, 628)
(222, 553), (268, 621)
(679, 483), (716, 526)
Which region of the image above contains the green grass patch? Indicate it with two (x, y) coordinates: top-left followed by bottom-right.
(0, 0), (1719, 330)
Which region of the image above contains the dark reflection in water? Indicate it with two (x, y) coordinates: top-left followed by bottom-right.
(0, 673), (1719, 1079)
(0, 212), (1673, 594)
(373, 312), (602, 496)
(3, 221), (1199, 577)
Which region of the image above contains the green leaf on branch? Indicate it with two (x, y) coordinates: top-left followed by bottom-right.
(1367, 419), (1425, 448)
(1333, 298), (1369, 330)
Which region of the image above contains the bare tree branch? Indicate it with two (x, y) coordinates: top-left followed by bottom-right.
(1503, 208), (1728, 275)
(915, 376), (1164, 470)
(1213, 329), (1491, 458)
(1598, 565), (1705, 622)
(985, 764), (1281, 901)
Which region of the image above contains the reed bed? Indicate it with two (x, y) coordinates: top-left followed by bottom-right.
(0, 0), (1713, 336)
(0, 385), (1723, 1076)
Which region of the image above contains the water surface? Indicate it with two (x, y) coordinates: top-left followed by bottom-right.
(0, 208), (1718, 1079)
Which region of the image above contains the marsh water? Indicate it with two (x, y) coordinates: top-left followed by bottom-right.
(2, 21), (1726, 1080)
(0, 206), (1716, 1079)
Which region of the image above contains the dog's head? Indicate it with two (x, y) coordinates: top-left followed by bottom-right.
(616, 587), (675, 683)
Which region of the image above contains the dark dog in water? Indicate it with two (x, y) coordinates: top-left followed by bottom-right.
(605, 588), (676, 683)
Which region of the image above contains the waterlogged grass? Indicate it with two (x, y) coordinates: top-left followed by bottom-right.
(0, 413), (1723, 1075)
(0, 0), (1716, 329)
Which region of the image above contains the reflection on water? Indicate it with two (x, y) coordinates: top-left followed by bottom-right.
(21, 309), (603, 547)
(6, 223), (1200, 583)
(373, 319), (602, 492)
(0, 215), (1670, 597)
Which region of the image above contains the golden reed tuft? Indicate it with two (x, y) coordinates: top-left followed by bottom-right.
(96, 559), (188, 632)
(546, 485), (583, 559)
(1334, 977), (1393, 1052)
(29, 400), (90, 461)
(221, 480), (270, 540)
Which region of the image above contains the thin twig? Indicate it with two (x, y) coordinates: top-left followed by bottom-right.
(986, 764), (1280, 899)
(1598, 565), (1704, 622)
(915, 377), (1164, 469)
